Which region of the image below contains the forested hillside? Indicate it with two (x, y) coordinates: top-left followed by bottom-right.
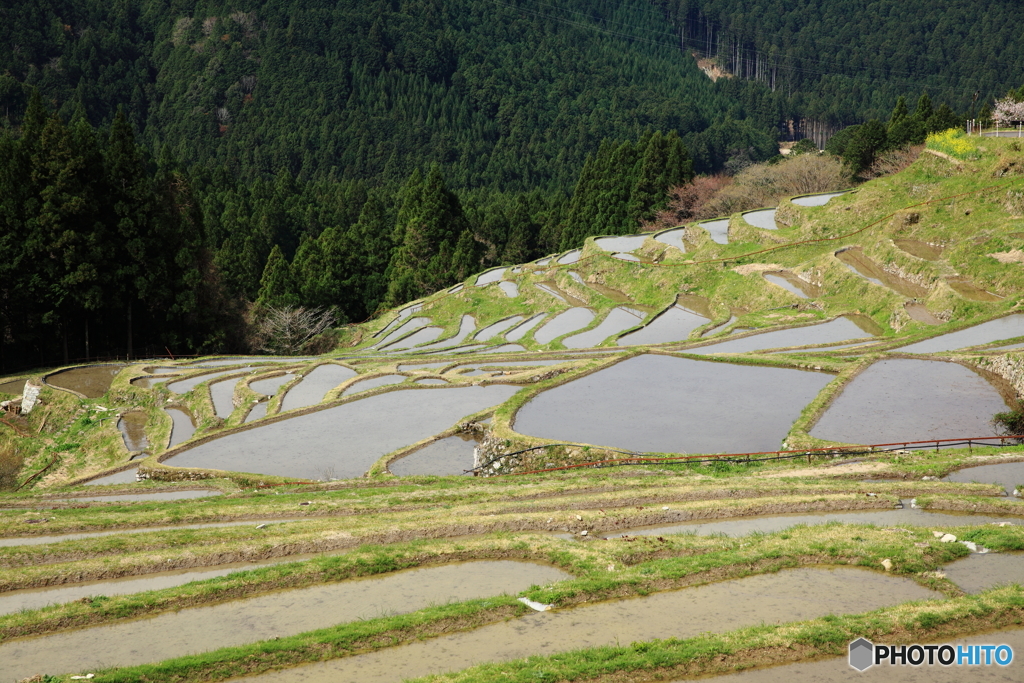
(0, 0), (1013, 371)
(655, 0), (1024, 124)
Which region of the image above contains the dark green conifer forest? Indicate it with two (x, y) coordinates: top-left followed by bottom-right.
(0, 0), (1019, 369)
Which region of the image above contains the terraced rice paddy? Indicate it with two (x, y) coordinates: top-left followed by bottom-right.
(5, 148), (1024, 683)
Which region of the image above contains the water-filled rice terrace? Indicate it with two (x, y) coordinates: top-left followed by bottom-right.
(2, 144), (1024, 682)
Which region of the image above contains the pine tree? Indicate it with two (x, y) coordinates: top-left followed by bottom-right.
(255, 245), (299, 309)
(384, 165), (468, 306)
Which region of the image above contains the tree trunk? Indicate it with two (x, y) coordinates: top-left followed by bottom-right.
(126, 301), (133, 360)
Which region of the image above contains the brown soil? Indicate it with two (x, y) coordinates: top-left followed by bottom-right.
(762, 461), (892, 478)
(989, 249), (1024, 264)
(905, 302), (943, 325)
(895, 239), (944, 261)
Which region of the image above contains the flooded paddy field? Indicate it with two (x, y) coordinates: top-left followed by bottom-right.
(0, 560), (569, 680)
(0, 519), (298, 548)
(340, 374), (405, 396)
(594, 235), (647, 252)
(791, 191), (847, 206)
(166, 368), (251, 394)
(533, 307), (595, 344)
(690, 316), (874, 354)
(11, 149), (1024, 683)
(616, 304), (708, 345)
(602, 505), (1022, 539)
(515, 354), (831, 453)
(388, 433), (482, 476)
(810, 359), (1009, 445)
(165, 385), (519, 479)
(52, 489), (222, 503)
(0, 555), (324, 616)
(82, 467), (139, 486)
(116, 412), (148, 452)
(700, 218), (730, 244)
(943, 552), (1024, 593)
(742, 208), (778, 230)
(942, 462), (1024, 495)
(707, 628), (1024, 682)
(899, 314), (1024, 352)
(654, 227), (686, 251)
(280, 364), (357, 411)
(234, 567), (938, 683)
(562, 307), (643, 348)
(0, 378), (25, 395)
(45, 365), (124, 397)
(165, 406), (196, 446)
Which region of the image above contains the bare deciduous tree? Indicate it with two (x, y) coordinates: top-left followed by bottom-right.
(697, 153), (849, 218)
(249, 305), (336, 355)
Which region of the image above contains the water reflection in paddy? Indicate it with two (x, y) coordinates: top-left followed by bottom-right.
(810, 359), (1008, 445)
(83, 467), (139, 486)
(117, 412), (148, 452)
(690, 317), (873, 354)
(743, 208), (778, 230)
(167, 385), (520, 479)
(562, 308), (643, 348)
(389, 433), (482, 476)
(374, 316), (430, 348)
(475, 316), (523, 341)
(534, 308), (595, 344)
(239, 567), (939, 683)
(498, 281), (519, 297)
(0, 553), (335, 616)
(167, 369), (249, 395)
(942, 462), (1024, 496)
(617, 305), (708, 346)
(898, 314), (1024, 353)
(654, 227), (686, 251)
(515, 354), (831, 454)
(558, 249), (581, 264)
(700, 218), (730, 244)
(506, 314), (546, 342)
(211, 378), (238, 418)
(835, 247), (928, 298)
(944, 552), (1024, 594)
(413, 316), (476, 351)
(281, 364), (357, 412)
(0, 560), (570, 680)
(474, 267), (506, 286)
(166, 406), (196, 446)
(791, 191), (847, 207)
(249, 374), (294, 396)
(382, 325), (444, 351)
(45, 365), (124, 397)
(245, 402), (268, 423)
(763, 271), (820, 298)
(0, 378), (25, 394)
(594, 235), (646, 252)
(603, 506), (1021, 539)
(612, 252), (641, 262)
(340, 375), (405, 396)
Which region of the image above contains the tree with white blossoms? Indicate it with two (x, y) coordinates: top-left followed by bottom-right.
(993, 96), (1024, 125)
